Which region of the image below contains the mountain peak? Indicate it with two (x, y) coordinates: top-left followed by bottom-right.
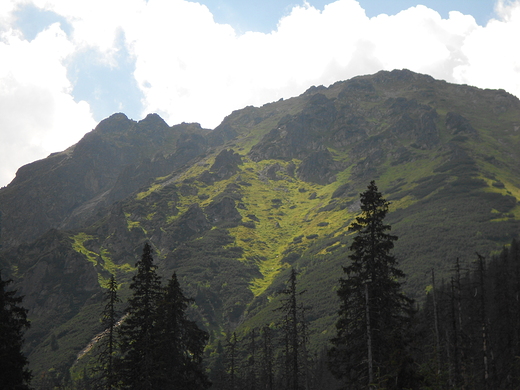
(2, 70), (520, 375)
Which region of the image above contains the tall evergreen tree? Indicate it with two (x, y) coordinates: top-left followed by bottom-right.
(329, 181), (416, 389)
(276, 268), (308, 390)
(153, 272), (210, 389)
(259, 325), (274, 390)
(0, 270), (32, 389)
(118, 243), (163, 389)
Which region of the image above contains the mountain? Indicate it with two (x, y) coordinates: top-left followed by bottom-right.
(1, 69), (520, 377)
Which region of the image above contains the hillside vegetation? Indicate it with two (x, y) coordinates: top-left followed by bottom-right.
(1, 69), (520, 378)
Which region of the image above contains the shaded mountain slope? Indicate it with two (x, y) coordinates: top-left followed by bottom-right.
(0, 113), (209, 247)
(1, 69), (520, 375)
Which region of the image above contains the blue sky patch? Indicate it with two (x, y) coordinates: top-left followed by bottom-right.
(66, 32), (144, 122)
(14, 3), (72, 41)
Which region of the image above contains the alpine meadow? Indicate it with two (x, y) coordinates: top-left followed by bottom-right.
(2, 69), (520, 389)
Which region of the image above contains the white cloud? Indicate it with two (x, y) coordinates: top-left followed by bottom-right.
(1, 0), (520, 187)
(122, 0), (520, 129)
(0, 18), (95, 186)
(454, 0), (520, 94)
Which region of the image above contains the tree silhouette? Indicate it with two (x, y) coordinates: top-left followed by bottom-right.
(118, 243), (163, 389)
(153, 273), (210, 389)
(329, 181), (416, 389)
(0, 270), (32, 389)
(276, 268), (308, 390)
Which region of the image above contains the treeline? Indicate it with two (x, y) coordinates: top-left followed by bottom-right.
(203, 182), (520, 390)
(416, 243), (520, 389)
(205, 268), (340, 390)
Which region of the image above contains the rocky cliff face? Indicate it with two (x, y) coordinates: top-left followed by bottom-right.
(1, 69), (520, 375)
(0, 114), (209, 247)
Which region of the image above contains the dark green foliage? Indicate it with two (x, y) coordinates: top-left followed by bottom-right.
(329, 181), (416, 389)
(415, 243), (520, 389)
(152, 273), (210, 389)
(0, 270), (32, 389)
(409, 174), (448, 199)
(164, 228), (258, 327)
(3, 68), (520, 381)
(116, 244), (210, 389)
(118, 243), (163, 389)
(390, 180), (520, 298)
(275, 269), (308, 390)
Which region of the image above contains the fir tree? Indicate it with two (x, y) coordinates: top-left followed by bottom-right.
(276, 268), (308, 390)
(0, 270), (32, 389)
(118, 243), (163, 389)
(153, 273), (210, 389)
(329, 181), (416, 389)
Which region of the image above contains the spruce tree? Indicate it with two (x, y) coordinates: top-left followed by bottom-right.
(153, 273), (210, 389)
(118, 243), (163, 389)
(276, 268), (307, 390)
(329, 181), (416, 389)
(0, 270), (32, 389)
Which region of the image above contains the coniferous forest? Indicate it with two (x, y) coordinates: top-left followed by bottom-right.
(3, 181), (520, 389)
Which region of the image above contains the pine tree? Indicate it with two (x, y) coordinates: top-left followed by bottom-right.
(329, 181), (416, 389)
(153, 272), (210, 389)
(118, 243), (163, 389)
(0, 270), (32, 389)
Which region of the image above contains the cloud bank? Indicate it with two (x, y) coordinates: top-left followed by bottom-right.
(1, 0), (519, 186)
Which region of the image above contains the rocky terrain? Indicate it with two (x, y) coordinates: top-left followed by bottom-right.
(1, 69), (520, 375)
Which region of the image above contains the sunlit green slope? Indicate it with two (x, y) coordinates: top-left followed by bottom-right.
(1, 69), (520, 376)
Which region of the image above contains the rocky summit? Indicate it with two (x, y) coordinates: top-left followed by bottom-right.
(1, 69), (520, 375)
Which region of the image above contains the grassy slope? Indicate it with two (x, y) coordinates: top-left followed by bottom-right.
(26, 71), (520, 375)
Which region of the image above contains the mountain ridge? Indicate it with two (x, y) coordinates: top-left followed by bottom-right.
(1, 69), (520, 376)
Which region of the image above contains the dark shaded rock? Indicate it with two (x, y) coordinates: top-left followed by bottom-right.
(180, 184), (198, 196)
(247, 214), (260, 222)
(331, 183), (353, 199)
(390, 147), (415, 166)
(248, 93), (337, 162)
(329, 114), (369, 148)
(386, 98), (439, 149)
(297, 148), (339, 185)
(198, 149), (242, 184)
(350, 148), (384, 180)
(211, 149), (242, 175)
(205, 196), (242, 226)
(207, 123), (238, 146)
(167, 204), (211, 246)
(259, 163), (294, 181)
(338, 78), (378, 102)
(445, 112), (477, 136)
(264, 163), (283, 180)
(0, 113), (210, 246)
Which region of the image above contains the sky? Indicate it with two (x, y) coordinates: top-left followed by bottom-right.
(0, 0), (519, 187)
